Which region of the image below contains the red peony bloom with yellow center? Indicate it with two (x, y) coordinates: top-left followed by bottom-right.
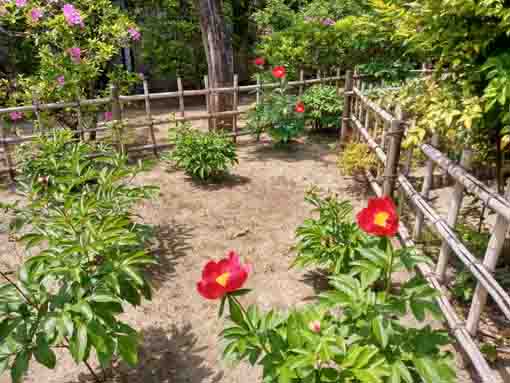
(197, 251), (251, 300)
(272, 66), (286, 79)
(295, 101), (305, 113)
(356, 196), (399, 237)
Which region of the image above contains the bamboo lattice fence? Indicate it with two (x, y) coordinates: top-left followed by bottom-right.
(0, 70), (344, 180)
(342, 70), (510, 383)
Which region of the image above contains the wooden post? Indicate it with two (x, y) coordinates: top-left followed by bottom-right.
(436, 148), (474, 279)
(232, 74), (239, 142)
(76, 98), (85, 141)
(335, 68), (341, 96)
(177, 77), (185, 121)
(340, 70), (353, 143)
(142, 75), (158, 156)
(32, 93), (44, 133)
(414, 133), (439, 239)
(111, 84), (124, 155)
(466, 180), (510, 335)
(395, 107), (409, 216)
(204, 75), (212, 131)
(382, 117), (404, 197)
(317, 69), (322, 85)
(0, 120), (15, 182)
(299, 69), (305, 97)
(256, 74), (262, 105)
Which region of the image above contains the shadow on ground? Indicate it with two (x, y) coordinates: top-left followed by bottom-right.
(300, 269), (331, 296)
(147, 222), (194, 290)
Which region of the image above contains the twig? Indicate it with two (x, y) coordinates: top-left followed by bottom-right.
(0, 269), (37, 308)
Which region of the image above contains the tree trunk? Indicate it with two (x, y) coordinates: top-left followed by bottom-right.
(193, 0), (233, 130)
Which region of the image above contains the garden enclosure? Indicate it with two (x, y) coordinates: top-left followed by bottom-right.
(0, 69), (343, 181)
(342, 70), (510, 383)
(1, 66), (510, 383)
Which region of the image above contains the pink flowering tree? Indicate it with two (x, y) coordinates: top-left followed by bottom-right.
(0, 0), (141, 131)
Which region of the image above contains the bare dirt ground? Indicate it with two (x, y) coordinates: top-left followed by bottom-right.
(0, 130), (500, 383)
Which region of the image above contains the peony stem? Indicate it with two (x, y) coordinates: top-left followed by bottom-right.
(230, 296), (271, 355)
(384, 237), (394, 295)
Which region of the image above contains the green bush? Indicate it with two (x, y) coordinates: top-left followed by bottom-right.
(0, 130), (158, 381)
(301, 85), (343, 129)
(338, 142), (378, 176)
(168, 127), (238, 181)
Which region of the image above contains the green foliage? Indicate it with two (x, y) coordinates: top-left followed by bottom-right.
(338, 143), (377, 176)
(294, 188), (369, 274)
(301, 85), (342, 129)
(247, 74), (305, 144)
(218, 192), (454, 383)
(0, 130), (158, 380)
(167, 126), (238, 181)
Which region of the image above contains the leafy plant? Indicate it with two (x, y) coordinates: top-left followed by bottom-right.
(0, 130), (158, 382)
(247, 67), (305, 144)
(167, 126), (238, 181)
(338, 143), (377, 176)
(301, 85), (343, 130)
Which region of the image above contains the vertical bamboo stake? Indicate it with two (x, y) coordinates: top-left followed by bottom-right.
(32, 93), (44, 133)
(142, 75), (158, 156)
(466, 180), (510, 335)
(177, 77), (185, 122)
(204, 75), (212, 131)
(436, 148), (474, 279)
(299, 69), (305, 97)
(335, 68), (341, 96)
(232, 74), (239, 142)
(0, 120), (15, 182)
(413, 134), (439, 239)
(317, 69), (322, 85)
(76, 98), (84, 141)
(256, 74), (262, 105)
(340, 70), (353, 143)
(111, 84), (124, 155)
(382, 117), (404, 197)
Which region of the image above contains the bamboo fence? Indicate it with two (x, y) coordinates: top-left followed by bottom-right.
(0, 71), (345, 179)
(342, 70), (510, 383)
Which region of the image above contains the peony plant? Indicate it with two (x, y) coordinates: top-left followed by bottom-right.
(200, 195), (456, 383)
(247, 61), (306, 144)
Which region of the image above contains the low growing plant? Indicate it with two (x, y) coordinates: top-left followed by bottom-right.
(167, 126), (238, 181)
(301, 85), (343, 130)
(0, 130), (158, 382)
(198, 195), (455, 383)
(338, 142), (377, 176)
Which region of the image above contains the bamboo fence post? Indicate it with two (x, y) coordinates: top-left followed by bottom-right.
(382, 117), (404, 197)
(299, 69), (305, 97)
(232, 74), (239, 142)
(204, 75), (212, 131)
(76, 97), (84, 141)
(111, 84), (124, 155)
(340, 70), (353, 143)
(466, 180), (510, 335)
(395, 107), (410, 216)
(177, 76), (185, 122)
(256, 74), (262, 105)
(436, 148), (474, 279)
(414, 133), (439, 239)
(317, 69), (322, 85)
(335, 68), (341, 96)
(32, 93), (44, 133)
(142, 75), (158, 156)
(0, 120), (15, 182)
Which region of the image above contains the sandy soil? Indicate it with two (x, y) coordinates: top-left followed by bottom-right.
(0, 133), (496, 383)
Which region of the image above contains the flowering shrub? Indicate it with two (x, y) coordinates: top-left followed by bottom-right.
(202, 194), (456, 383)
(166, 126), (238, 182)
(0, 0), (141, 131)
(0, 130), (158, 382)
(247, 64), (306, 144)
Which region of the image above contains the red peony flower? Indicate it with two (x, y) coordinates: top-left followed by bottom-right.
(272, 66), (286, 79)
(295, 101), (305, 113)
(356, 196), (399, 237)
(197, 251), (251, 300)
(254, 57), (265, 66)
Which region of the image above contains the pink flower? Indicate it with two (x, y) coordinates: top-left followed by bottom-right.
(309, 320), (321, 333)
(128, 27), (141, 41)
(62, 4), (83, 27)
(30, 8), (43, 22)
(15, 0), (26, 7)
(67, 47), (81, 63)
(9, 111), (23, 121)
(104, 111), (113, 121)
(322, 18), (335, 26)
(57, 75), (65, 86)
